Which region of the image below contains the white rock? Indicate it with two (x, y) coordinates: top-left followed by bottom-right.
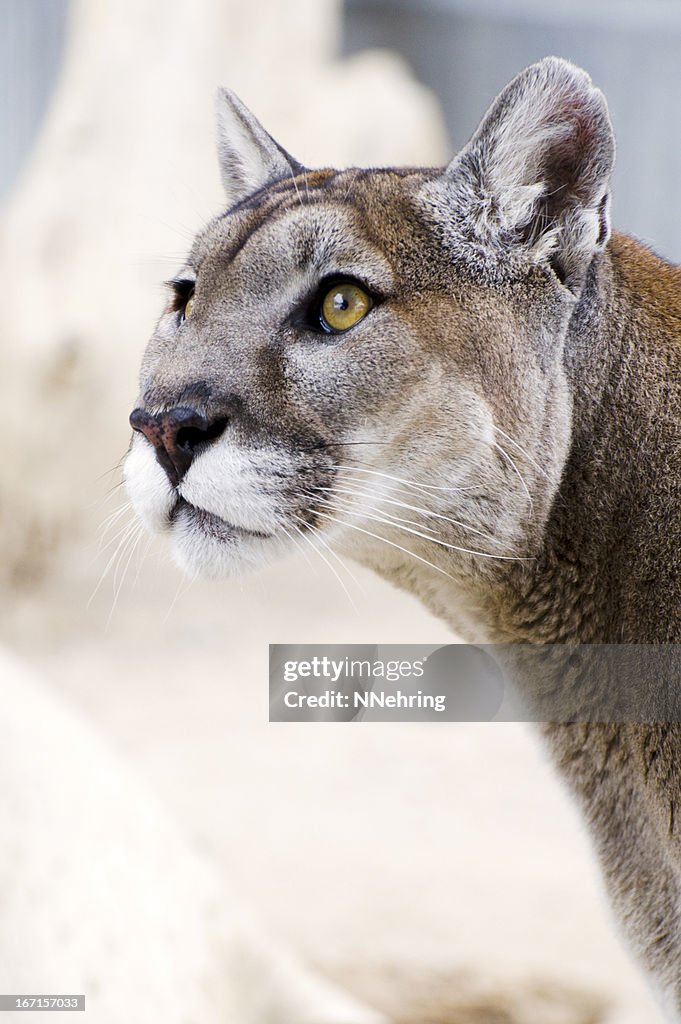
(0, 645), (385, 1023)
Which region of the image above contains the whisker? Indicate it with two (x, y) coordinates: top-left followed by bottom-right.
(291, 516), (359, 611)
(93, 456), (128, 485)
(312, 440), (389, 448)
(296, 516), (366, 598)
(87, 479), (128, 511)
(112, 520), (144, 596)
(97, 512), (139, 555)
(493, 441), (533, 512)
(280, 523), (318, 574)
(313, 485), (454, 536)
(307, 507), (457, 582)
(320, 481), (502, 544)
(88, 519), (140, 606)
(340, 465), (478, 495)
(132, 533), (153, 589)
(107, 523), (145, 628)
(163, 571), (197, 625)
(313, 497), (530, 563)
(98, 500), (131, 528)
(494, 425), (549, 479)
(328, 492), (434, 534)
(97, 502), (133, 542)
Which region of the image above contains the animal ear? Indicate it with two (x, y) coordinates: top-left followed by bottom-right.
(215, 88), (306, 206)
(442, 57), (615, 291)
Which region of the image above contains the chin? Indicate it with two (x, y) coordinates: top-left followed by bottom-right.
(169, 500), (288, 579)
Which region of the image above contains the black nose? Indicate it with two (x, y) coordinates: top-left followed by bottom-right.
(129, 405), (227, 485)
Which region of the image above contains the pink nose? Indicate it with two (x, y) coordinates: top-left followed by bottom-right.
(129, 406), (226, 485)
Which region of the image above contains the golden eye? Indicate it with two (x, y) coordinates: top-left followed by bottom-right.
(183, 293), (195, 319)
(320, 282), (371, 333)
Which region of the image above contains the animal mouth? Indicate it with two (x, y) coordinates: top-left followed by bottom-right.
(170, 498), (272, 540)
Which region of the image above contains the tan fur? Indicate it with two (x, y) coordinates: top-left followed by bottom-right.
(126, 59), (681, 1020)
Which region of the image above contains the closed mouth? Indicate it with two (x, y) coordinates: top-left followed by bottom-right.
(170, 498), (272, 540)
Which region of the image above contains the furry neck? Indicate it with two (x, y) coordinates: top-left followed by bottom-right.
(499, 233), (681, 643)
(370, 234), (681, 646)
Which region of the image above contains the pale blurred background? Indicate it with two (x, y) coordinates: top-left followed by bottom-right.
(0, 1), (677, 1021)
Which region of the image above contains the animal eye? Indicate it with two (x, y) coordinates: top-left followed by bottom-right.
(166, 276), (196, 320)
(182, 293), (195, 320)
(320, 282), (372, 333)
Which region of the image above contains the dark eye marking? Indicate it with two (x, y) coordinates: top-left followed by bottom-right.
(165, 277), (196, 320)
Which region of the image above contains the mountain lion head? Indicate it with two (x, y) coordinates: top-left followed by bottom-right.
(125, 58), (614, 604)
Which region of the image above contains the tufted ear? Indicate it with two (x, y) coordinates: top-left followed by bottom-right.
(441, 57), (615, 292)
(215, 88), (307, 207)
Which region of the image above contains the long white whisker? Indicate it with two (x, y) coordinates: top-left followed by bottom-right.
(163, 569), (198, 626)
(89, 519), (140, 606)
(314, 497), (530, 563)
(307, 507), (457, 581)
(291, 517), (359, 612)
(341, 465), (477, 495)
(132, 533), (153, 589)
(112, 523), (141, 597)
(493, 441), (533, 512)
(494, 425), (549, 479)
(99, 502), (131, 530)
(337, 495), (432, 533)
(88, 480), (127, 511)
(280, 523), (318, 574)
(314, 486), (450, 537)
(297, 516), (366, 598)
(315, 482), (502, 544)
(97, 513), (140, 555)
(107, 524), (145, 628)
(97, 503), (133, 548)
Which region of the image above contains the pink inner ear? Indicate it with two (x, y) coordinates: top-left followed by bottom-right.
(558, 93), (601, 147)
(537, 88), (613, 204)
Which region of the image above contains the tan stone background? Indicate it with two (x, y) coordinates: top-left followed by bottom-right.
(0, 1), (659, 1021)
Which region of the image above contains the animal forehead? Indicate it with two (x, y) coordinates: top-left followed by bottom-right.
(190, 207), (385, 300)
(191, 167), (426, 275)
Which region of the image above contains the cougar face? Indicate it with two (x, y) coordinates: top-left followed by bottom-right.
(125, 60), (606, 587)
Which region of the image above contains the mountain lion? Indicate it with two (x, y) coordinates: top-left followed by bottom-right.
(125, 58), (681, 1019)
